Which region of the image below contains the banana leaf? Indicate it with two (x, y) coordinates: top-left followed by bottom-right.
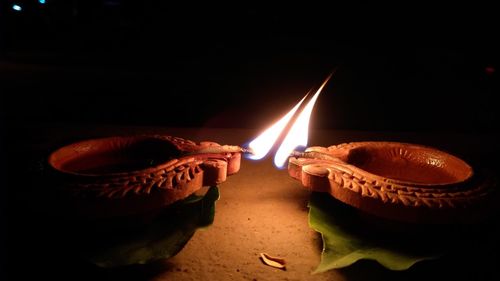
(73, 186), (219, 267)
(308, 192), (450, 272)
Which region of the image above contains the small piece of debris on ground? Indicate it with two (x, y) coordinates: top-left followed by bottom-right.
(259, 253), (286, 270)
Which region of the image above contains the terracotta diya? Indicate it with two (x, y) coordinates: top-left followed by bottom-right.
(289, 141), (496, 224)
(48, 135), (243, 218)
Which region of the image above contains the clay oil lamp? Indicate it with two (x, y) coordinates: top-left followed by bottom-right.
(288, 142), (495, 224)
(48, 135), (244, 219)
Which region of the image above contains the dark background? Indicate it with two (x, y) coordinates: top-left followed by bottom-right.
(1, 2), (499, 280)
(1, 0), (498, 133)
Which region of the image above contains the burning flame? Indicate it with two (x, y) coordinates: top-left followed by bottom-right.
(247, 73), (333, 168)
(247, 96), (306, 160)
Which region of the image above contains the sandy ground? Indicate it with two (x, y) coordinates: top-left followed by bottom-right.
(149, 128), (343, 281)
(156, 157), (337, 281)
